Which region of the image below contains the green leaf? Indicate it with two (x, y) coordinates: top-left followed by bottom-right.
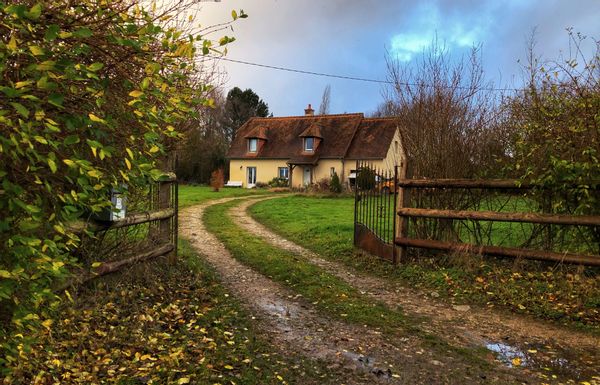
(48, 93), (64, 107)
(25, 3), (42, 20)
(63, 135), (80, 145)
(87, 62), (104, 72)
(10, 102), (29, 118)
(48, 159), (57, 173)
(73, 28), (92, 38)
(44, 25), (60, 41)
(34, 136), (48, 144)
(231, 10), (238, 20)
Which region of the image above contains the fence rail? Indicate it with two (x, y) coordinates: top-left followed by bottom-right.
(60, 174), (178, 290)
(395, 178), (600, 266)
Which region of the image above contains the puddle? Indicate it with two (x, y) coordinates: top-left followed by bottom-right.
(486, 342), (528, 367)
(342, 351), (393, 379)
(262, 302), (294, 318)
(485, 341), (595, 380)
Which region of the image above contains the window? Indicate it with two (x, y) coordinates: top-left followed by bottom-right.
(330, 167), (335, 177)
(304, 137), (314, 152)
(248, 138), (258, 152)
(278, 167), (289, 179)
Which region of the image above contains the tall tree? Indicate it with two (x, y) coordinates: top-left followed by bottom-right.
(318, 84), (331, 115)
(222, 87), (269, 141)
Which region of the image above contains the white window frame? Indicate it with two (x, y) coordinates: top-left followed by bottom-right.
(248, 138), (258, 153)
(304, 137), (314, 152)
(278, 167), (289, 180)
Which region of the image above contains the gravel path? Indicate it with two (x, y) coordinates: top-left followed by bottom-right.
(180, 197), (534, 384)
(234, 196), (600, 383)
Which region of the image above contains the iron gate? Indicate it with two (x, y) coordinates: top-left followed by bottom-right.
(353, 160), (398, 262)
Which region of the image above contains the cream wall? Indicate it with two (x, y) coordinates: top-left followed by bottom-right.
(229, 159), (289, 188)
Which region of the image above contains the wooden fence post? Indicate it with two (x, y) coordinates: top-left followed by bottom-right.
(158, 176), (177, 265)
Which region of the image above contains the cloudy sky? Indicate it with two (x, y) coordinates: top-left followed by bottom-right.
(196, 0), (600, 117)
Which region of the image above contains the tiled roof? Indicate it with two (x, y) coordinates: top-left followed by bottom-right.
(227, 113), (397, 161)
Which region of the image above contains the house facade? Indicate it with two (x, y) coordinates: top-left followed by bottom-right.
(227, 104), (405, 188)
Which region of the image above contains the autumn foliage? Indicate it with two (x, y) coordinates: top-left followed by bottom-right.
(210, 169), (225, 192)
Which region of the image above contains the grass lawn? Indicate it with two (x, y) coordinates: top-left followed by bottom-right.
(250, 195), (600, 331)
(178, 185), (273, 208)
(3, 240), (332, 384)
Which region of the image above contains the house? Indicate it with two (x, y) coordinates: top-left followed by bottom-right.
(226, 104), (405, 188)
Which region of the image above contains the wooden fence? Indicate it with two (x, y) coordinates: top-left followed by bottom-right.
(394, 179), (600, 266)
(62, 173), (178, 289)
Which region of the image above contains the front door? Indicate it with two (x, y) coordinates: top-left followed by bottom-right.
(303, 167), (311, 186)
(247, 167), (256, 187)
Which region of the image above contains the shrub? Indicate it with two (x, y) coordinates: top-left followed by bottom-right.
(330, 172), (342, 193)
(255, 181), (269, 188)
(210, 169), (225, 192)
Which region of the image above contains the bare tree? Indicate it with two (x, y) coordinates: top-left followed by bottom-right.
(318, 84), (331, 115)
(384, 40), (506, 241)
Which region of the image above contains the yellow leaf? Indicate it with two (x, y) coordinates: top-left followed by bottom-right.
(15, 80), (33, 89)
(149, 145), (159, 153)
(125, 158), (131, 170)
(91, 262), (102, 268)
(0, 270), (11, 278)
(126, 148), (134, 159)
(91, 146), (97, 157)
(29, 45), (44, 56)
(129, 90), (143, 98)
(511, 357), (521, 366)
(518, 304), (526, 310)
(224, 365), (233, 370)
(41, 319), (53, 330)
(177, 378), (190, 384)
(64, 290), (74, 303)
(7, 35), (18, 51)
(88, 113), (106, 124)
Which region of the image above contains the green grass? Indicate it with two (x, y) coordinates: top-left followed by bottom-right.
(4, 240), (334, 384)
(178, 185), (272, 208)
(250, 195), (600, 331)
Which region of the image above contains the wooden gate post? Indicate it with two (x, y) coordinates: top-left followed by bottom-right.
(395, 160), (409, 263)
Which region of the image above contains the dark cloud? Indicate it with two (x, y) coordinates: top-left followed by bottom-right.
(196, 0), (600, 116)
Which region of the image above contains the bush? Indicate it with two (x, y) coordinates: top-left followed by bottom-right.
(268, 177), (289, 188)
(330, 172), (342, 193)
(210, 169), (225, 192)
(356, 167), (376, 190)
(255, 181), (269, 188)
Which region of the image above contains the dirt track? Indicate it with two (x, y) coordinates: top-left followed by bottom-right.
(180, 196), (598, 384)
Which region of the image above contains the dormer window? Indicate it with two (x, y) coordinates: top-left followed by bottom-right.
(304, 137), (314, 152)
(248, 138), (258, 153)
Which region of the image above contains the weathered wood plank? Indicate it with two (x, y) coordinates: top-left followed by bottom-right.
(394, 237), (600, 266)
(397, 207), (600, 227)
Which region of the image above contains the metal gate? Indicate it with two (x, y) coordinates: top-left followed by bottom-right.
(353, 160), (398, 262)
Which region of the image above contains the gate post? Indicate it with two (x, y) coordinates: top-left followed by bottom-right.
(158, 173), (177, 265)
(395, 160), (409, 263)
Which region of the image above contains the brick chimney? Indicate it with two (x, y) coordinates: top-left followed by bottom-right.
(304, 103), (314, 116)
